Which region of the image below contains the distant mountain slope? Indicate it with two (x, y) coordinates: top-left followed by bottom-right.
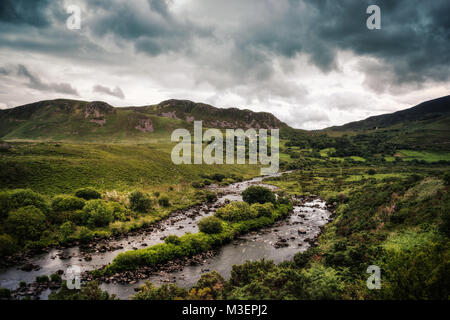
(327, 95), (450, 131)
(0, 99), (288, 142)
(324, 95), (450, 151)
(125, 99), (287, 129)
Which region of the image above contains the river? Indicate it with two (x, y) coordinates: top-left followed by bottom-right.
(0, 172), (332, 299)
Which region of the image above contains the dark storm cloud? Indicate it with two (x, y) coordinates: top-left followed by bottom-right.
(301, 0), (450, 86)
(0, 0), (51, 26)
(0, 0), (449, 129)
(0, 64), (79, 96)
(86, 0), (212, 56)
(93, 84), (125, 99)
(1, 0), (448, 89)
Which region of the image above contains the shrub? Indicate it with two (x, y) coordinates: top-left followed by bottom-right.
(164, 235), (181, 245)
(8, 189), (49, 214)
(0, 288), (11, 299)
(276, 195), (291, 205)
(36, 275), (49, 283)
(440, 209), (450, 237)
(211, 173), (225, 182)
(367, 169), (376, 175)
(49, 281), (116, 300)
(203, 191), (217, 203)
(4, 206), (46, 241)
(158, 194), (170, 207)
(215, 202), (254, 221)
(0, 234), (15, 257)
(52, 196), (85, 212)
(129, 191), (152, 213)
(242, 186), (276, 205)
(189, 271), (225, 299)
(82, 200), (114, 227)
(78, 226), (94, 243)
(50, 273), (62, 283)
(444, 172), (450, 186)
(191, 181), (204, 189)
(294, 247), (316, 268)
(132, 281), (188, 300)
(108, 202), (128, 221)
(153, 192), (160, 198)
(0, 191), (11, 221)
(198, 216), (223, 234)
(60, 221), (75, 241)
(75, 188), (101, 200)
(250, 202), (275, 218)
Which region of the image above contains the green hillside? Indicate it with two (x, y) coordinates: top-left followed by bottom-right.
(0, 99), (288, 143)
(322, 96), (450, 152)
(127, 99), (288, 129)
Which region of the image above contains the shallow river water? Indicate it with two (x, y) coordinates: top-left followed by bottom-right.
(0, 172), (332, 299)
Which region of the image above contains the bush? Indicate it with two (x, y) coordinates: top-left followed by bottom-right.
(440, 209), (450, 237)
(0, 234), (15, 257)
(132, 281), (188, 300)
(215, 202), (254, 221)
(242, 186), (276, 205)
(52, 196), (85, 212)
(129, 191), (152, 213)
(444, 172), (450, 186)
(4, 206), (46, 241)
(203, 191), (217, 203)
(191, 181), (204, 189)
(108, 202), (128, 221)
(75, 188), (101, 200)
(250, 202), (275, 218)
(36, 275), (49, 283)
(367, 169), (376, 175)
(49, 280), (116, 300)
(50, 273), (62, 283)
(82, 200), (114, 227)
(0, 192), (11, 221)
(60, 221), (75, 241)
(189, 271), (225, 299)
(164, 235), (181, 245)
(198, 216), (223, 234)
(294, 248), (316, 268)
(211, 173), (225, 182)
(8, 189), (49, 214)
(0, 288), (11, 299)
(158, 194), (170, 207)
(78, 226), (94, 243)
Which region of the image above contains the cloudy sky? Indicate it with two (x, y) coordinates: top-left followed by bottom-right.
(0, 0), (449, 129)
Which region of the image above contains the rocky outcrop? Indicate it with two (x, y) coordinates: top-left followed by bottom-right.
(84, 101), (115, 126)
(135, 117), (154, 132)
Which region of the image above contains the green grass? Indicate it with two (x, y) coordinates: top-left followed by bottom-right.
(397, 150), (450, 162)
(0, 142), (260, 195)
(344, 173), (409, 182)
(383, 229), (440, 253)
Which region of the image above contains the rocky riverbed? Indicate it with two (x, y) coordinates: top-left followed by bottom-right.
(0, 172), (335, 300)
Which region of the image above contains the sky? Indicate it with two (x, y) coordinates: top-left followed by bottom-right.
(0, 0), (449, 130)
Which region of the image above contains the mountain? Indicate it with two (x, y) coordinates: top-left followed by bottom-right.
(135, 99), (287, 129)
(323, 95), (450, 151)
(0, 99), (288, 142)
(326, 95), (450, 131)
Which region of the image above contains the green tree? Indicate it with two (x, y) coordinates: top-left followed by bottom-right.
(82, 200), (113, 227)
(129, 191), (152, 213)
(242, 186), (276, 205)
(198, 216), (223, 234)
(5, 206), (46, 242)
(75, 188), (101, 200)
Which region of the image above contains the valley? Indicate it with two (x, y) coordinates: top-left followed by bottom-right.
(0, 96), (449, 300)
